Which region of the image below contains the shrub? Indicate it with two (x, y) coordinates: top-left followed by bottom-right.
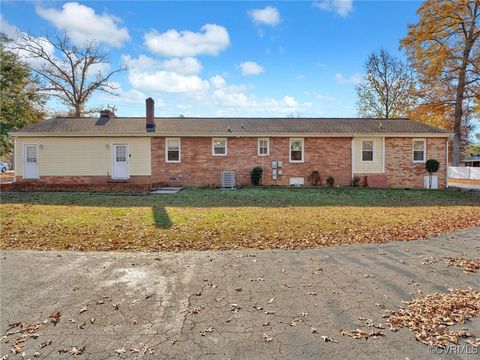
(250, 166), (263, 186)
(425, 159), (440, 189)
(326, 176), (335, 187)
(351, 176), (361, 187)
(309, 170), (322, 186)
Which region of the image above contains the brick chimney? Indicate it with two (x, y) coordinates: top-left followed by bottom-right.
(146, 97), (155, 132)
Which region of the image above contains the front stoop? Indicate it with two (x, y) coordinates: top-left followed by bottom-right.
(150, 187), (183, 194)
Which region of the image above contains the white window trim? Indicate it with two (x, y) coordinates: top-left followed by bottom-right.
(165, 138), (181, 163)
(258, 138), (270, 156)
(289, 138), (304, 163)
(212, 138), (227, 156)
(361, 139), (375, 162)
(412, 139), (426, 163)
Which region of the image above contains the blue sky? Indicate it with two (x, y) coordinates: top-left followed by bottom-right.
(1, 1), (423, 118)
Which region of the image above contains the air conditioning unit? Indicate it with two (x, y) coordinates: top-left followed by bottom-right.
(221, 171), (236, 188)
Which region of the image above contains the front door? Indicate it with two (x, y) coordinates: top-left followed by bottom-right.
(24, 144), (39, 179)
(112, 144), (129, 179)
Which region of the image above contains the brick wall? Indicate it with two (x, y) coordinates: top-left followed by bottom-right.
(384, 137), (447, 189)
(14, 175), (151, 184)
(151, 137), (352, 187)
(3, 181), (150, 192)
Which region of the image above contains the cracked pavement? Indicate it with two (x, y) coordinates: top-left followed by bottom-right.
(1, 228), (480, 359)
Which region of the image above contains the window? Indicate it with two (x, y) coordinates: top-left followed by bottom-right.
(258, 138), (269, 156)
(166, 138), (180, 162)
(212, 138), (227, 156)
(115, 145), (127, 162)
(413, 139), (426, 163)
(26, 145), (37, 163)
(290, 138), (304, 162)
(361, 140), (374, 162)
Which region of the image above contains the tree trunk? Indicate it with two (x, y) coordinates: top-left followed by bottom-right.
(451, 42), (472, 166)
(74, 104), (82, 117)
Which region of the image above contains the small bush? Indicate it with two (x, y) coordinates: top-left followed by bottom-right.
(425, 159), (440, 189)
(250, 166), (263, 186)
(351, 176), (361, 187)
(425, 159), (440, 174)
(309, 170), (322, 186)
(326, 176), (335, 187)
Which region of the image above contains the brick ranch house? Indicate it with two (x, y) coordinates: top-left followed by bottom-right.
(10, 98), (451, 190)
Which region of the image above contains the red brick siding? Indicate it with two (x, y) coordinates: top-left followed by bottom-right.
(384, 137), (447, 189)
(14, 175), (150, 184)
(3, 180), (149, 192)
(151, 137), (352, 187)
(353, 174), (389, 188)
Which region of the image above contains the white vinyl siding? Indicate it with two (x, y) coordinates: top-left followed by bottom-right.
(352, 137), (384, 174)
(15, 137), (151, 176)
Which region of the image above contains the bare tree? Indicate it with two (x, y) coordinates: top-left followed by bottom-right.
(356, 49), (417, 118)
(15, 32), (124, 117)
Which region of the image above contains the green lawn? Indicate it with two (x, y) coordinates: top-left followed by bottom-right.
(1, 188), (479, 251)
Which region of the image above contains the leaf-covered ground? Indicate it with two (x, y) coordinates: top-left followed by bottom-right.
(1, 188), (479, 251)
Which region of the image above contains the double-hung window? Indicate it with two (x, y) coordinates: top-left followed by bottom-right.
(212, 138), (227, 156)
(361, 140), (374, 162)
(258, 138), (269, 156)
(289, 138), (304, 162)
(165, 138), (180, 163)
(413, 139), (426, 163)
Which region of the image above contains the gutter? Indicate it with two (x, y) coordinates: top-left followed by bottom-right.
(10, 132), (453, 138)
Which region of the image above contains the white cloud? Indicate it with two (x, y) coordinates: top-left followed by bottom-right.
(129, 70), (209, 94)
(122, 54), (310, 116)
(200, 76), (311, 116)
(249, 6), (281, 26)
(316, 93), (336, 102)
(335, 72), (362, 85)
(283, 96), (298, 107)
(36, 2), (130, 47)
(98, 81), (165, 107)
(240, 61), (264, 76)
(0, 15), (20, 38)
(144, 24), (230, 57)
(313, 0), (353, 17)
(122, 55), (202, 75)
(88, 62), (111, 78)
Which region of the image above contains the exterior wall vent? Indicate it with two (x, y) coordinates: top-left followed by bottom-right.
(221, 171), (236, 188)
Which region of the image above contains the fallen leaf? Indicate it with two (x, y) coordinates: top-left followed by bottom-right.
(263, 333), (273, 342)
(70, 345), (86, 356)
(49, 311), (61, 326)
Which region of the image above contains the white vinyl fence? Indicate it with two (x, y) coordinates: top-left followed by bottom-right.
(448, 166), (480, 180)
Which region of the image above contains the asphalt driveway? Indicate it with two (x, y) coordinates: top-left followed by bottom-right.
(1, 228), (479, 359)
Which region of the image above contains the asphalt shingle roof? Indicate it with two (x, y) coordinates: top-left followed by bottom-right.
(12, 117), (450, 136)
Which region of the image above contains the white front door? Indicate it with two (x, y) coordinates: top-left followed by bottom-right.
(112, 144), (129, 179)
(23, 144), (39, 179)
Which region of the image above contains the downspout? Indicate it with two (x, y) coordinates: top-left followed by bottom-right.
(351, 137), (354, 178)
(13, 136), (17, 183)
(446, 138), (449, 189)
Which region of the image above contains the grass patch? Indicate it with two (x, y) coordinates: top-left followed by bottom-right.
(1, 188), (479, 251)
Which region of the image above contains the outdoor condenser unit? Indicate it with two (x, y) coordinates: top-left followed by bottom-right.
(221, 171), (236, 188)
